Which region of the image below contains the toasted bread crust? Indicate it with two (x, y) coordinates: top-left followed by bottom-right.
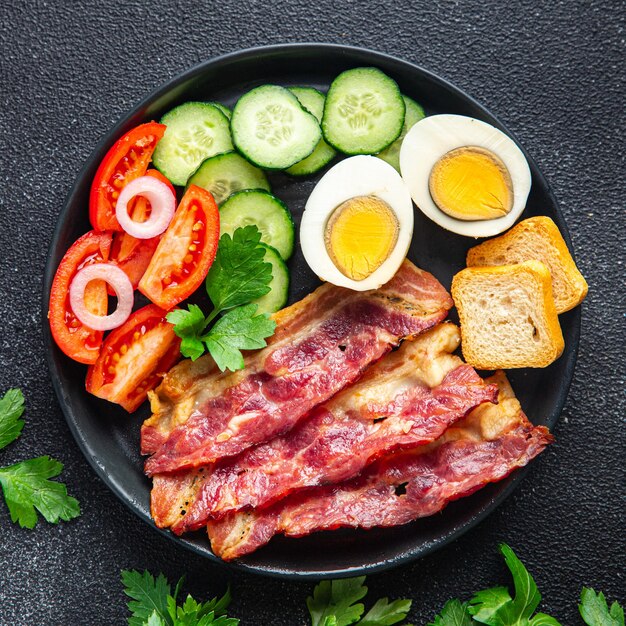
(466, 216), (588, 313)
(452, 261), (564, 369)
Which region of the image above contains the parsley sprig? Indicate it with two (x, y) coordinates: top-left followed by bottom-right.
(427, 544), (561, 625)
(167, 225), (276, 371)
(579, 588), (624, 626)
(307, 576), (413, 626)
(0, 388), (80, 528)
(122, 570), (238, 626)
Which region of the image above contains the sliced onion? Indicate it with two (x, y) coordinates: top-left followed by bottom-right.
(115, 175), (176, 239)
(69, 264), (134, 331)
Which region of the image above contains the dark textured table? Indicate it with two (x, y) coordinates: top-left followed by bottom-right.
(0, 1), (624, 624)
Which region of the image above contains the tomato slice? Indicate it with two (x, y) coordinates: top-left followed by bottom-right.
(86, 304), (181, 413)
(138, 185), (219, 310)
(108, 170), (176, 291)
(89, 122), (166, 232)
(49, 230), (112, 364)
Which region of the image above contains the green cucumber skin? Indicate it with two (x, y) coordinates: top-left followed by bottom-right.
(376, 95), (426, 171)
(286, 87), (337, 176)
(209, 102), (232, 120)
(285, 141), (336, 176)
(153, 102), (233, 186)
(231, 85), (322, 170)
(287, 87), (326, 118)
(219, 189), (295, 260)
(322, 67), (405, 155)
(187, 151), (270, 206)
(253, 243), (290, 314)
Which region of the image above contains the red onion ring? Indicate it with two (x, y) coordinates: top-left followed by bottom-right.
(69, 264), (134, 331)
(115, 175), (176, 239)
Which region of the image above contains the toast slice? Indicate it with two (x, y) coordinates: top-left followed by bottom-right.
(451, 260), (565, 369)
(466, 216), (588, 313)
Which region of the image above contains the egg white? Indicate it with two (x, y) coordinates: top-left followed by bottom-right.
(300, 155), (414, 291)
(399, 114), (532, 237)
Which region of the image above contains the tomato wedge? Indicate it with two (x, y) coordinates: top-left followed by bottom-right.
(89, 122), (166, 232)
(138, 185), (219, 310)
(108, 170), (175, 291)
(49, 230), (112, 364)
(86, 304), (181, 413)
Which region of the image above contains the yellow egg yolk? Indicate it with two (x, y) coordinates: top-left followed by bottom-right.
(428, 146), (514, 221)
(325, 195), (399, 281)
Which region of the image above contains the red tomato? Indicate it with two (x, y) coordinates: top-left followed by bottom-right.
(108, 170), (176, 291)
(49, 230), (112, 364)
(86, 304), (181, 413)
(89, 122), (166, 232)
(138, 185), (219, 310)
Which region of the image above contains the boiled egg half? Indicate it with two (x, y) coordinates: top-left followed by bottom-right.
(400, 114), (531, 237)
(300, 155), (414, 291)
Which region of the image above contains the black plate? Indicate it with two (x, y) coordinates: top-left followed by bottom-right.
(42, 44), (580, 579)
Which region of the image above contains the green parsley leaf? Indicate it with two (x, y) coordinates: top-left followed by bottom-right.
(123, 570), (237, 626)
(166, 595), (178, 624)
(357, 596), (413, 625)
(0, 388), (25, 451)
(167, 591), (239, 626)
(180, 336), (207, 361)
(167, 306), (208, 361)
(528, 614), (563, 625)
(167, 305), (207, 337)
(198, 586), (232, 618)
(307, 577), (368, 626)
(206, 226), (273, 312)
(174, 595), (203, 626)
(500, 543), (542, 621)
(308, 577), (412, 626)
(0, 456), (80, 528)
(202, 304), (276, 372)
(579, 588), (624, 626)
(144, 611), (166, 626)
(469, 544), (562, 626)
(468, 588), (511, 623)
(429, 599), (473, 626)
(123, 570), (172, 626)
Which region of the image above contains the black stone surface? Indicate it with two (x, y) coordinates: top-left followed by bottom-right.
(0, 1), (623, 624)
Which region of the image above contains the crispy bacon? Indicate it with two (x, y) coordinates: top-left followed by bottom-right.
(206, 372), (553, 560)
(162, 324), (498, 533)
(143, 261), (452, 475)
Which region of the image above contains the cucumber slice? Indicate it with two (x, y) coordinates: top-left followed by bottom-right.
(376, 96), (426, 171)
(152, 102), (233, 185)
(253, 243), (289, 314)
(187, 151), (270, 205)
(288, 87), (325, 116)
(286, 87), (337, 176)
(209, 102), (232, 120)
(231, 85), (322, 170)
(219, 189), (294, 260)
(322, 67), (405, 155)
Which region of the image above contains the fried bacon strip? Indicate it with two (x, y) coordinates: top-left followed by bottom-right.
(206, 372), (552, 560)
(158, 324), (497, 533)
(143, 260), (452, 475)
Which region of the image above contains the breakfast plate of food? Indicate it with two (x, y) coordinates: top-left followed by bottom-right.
(42, 44), (585, 578)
